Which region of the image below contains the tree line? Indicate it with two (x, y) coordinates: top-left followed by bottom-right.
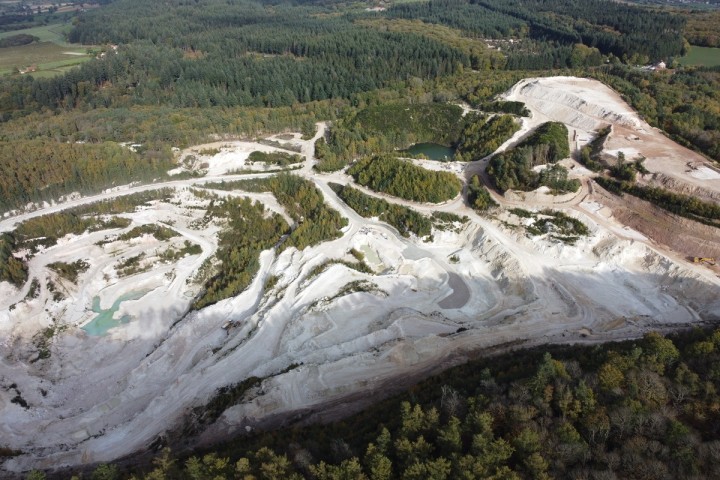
(0, 139), (173, 213)
(331, 183), (434, 238)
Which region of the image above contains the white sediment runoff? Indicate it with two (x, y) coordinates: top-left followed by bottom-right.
(1, 78), (719, 475)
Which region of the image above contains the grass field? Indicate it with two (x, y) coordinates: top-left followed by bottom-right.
(0, 21), (95, 77)
(679, 46), (720, 67)
(0, 41), (91, 75)
(0, 23), (74, 46)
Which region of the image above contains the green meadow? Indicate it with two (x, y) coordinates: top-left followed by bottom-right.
(679, 46), (720, 67)
(0, 22), (95, 77)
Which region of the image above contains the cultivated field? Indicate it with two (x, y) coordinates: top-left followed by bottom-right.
(0, 22), (94, 76)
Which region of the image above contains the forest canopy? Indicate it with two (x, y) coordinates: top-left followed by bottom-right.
(348, 156), (462, 203)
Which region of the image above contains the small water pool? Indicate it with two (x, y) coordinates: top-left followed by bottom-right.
(403, 143), (455, 161)
(82, 290), (150, 336)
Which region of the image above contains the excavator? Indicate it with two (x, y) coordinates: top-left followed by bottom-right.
(693, 257), (716, 266)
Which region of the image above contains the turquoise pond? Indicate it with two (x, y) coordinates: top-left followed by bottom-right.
(403, 143), (455, 161)
(82, 290), (150, 336)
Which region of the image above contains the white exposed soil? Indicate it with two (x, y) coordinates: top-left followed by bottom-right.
(0, 77), (719, 476)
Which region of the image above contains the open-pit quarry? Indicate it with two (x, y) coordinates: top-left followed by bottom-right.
(1, 76), (719, 475)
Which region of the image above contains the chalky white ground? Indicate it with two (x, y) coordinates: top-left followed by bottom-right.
(1, 77), (719, 473)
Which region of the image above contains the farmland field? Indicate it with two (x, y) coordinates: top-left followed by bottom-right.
(0, 41), (91, 75)
(0, 22), (73, 45)
(678, 45), (720, 67)
(0, 21), (94, 76)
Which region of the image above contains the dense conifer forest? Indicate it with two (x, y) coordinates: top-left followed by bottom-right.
(0, 0), (716, 211)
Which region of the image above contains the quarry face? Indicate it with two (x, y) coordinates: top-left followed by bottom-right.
(1, 77), (719, 474)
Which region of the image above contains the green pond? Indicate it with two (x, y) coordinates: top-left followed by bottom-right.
(403, 143), (455, 161)
(679, 46), (720, 68)
(82, 290), (150, 336)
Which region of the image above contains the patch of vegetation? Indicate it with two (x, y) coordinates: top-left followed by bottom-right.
(160, 241), (203, 262)
(538, 164), (582, 194)
(467, 175), (498, 211)
(264, 274), (280, 291)
(256, 139), (304, 153)
(116, 253), (149, 278)
(183, 360), (307, 436)
(595, 177), (720, 228)
(46, 279), (64, 302)
(608, 152), (648, 182)
(485, 121), (575, 193)
(0, 233), (27, 287)
(193, 196), (288, 310)
(329, 280), (384, 302)
(488, 148), (580, 194)
(516, 209), (589, 242)
(197, 147), (221, 156)
(47, 259), (89, 284)
(185, 376), (263, 434)
(578, 125), (611, 172)
(431, 211), (467, 224)
(455, 113), (520, 161)
(15, 213), (131, 251)
(204, 174), (347, 252)
(431, 211), (469, 232)
(73, 189), (176, 216)
(0, 34), (39, 48)
(305, 257), (373, 282)
(348, 156), (461, 204)
(31, 324), (63, 363)
(315, 103), (465, 171)
(507, 208), (588, 243)
(9, 394), (28, 409)
(247, 151), (303, 167)
(479, 100), (530, 117)
(509, 207), (534, 218)
(24, 278), (40, 301)
(516, 121), (570, 163)
(118, 223), (178, 242)
(331, 183), (433, 238)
